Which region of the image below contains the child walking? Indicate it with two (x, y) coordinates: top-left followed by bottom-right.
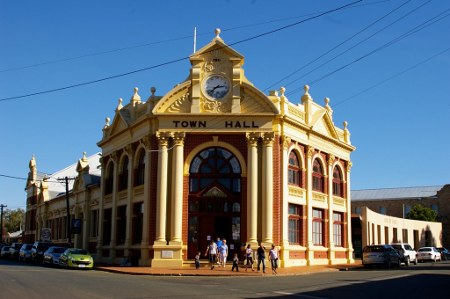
(194, 251), (201, 269)
(231, 253), (239, 272)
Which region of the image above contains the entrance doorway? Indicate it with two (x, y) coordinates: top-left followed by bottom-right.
(187, 147), (242, 259)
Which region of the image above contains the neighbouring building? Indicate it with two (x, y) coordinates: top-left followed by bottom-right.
(351, 185), (450, 250)
(24, 29), (355, 268)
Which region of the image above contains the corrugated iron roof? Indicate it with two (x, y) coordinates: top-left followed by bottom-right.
(351, 185), (444, 201)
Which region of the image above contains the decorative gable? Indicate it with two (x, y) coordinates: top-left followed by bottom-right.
(311, 110), (339, 140)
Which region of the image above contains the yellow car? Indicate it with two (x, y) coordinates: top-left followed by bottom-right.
(59, 248), (94, 269)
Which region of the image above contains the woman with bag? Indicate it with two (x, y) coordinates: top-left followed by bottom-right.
(245, 244), (254, 272)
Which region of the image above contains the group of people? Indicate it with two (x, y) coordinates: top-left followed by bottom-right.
(197, 238), (279, 274)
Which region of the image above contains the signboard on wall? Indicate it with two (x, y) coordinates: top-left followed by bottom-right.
(71, 219), (82, 234)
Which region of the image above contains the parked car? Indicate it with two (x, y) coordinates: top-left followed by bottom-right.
(436, 247), (450, 261)
(391, 243), (417, 265)
(31, 241), (54, 263)
(43, 246), (67, 266)
(59, 248), (94, 269)
(417, 247), (441, 262)
(18, 244), (33, 262)
(362, 244), (401, 268)
(9, 242), (23, 260)
(1, 246), (11, 258)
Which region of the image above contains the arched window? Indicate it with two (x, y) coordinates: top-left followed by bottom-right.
(134, 150), (145, 186)
(332, 167), (343, 197)
(119, 156), (129, 191)
(104, 163), (114, 195)
(189, 147), (241, 193)
(312, 159), (324, 192)
(288, 151), (302, 187)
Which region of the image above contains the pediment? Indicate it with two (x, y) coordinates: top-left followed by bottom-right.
(106, 110), (130, 137)
(191, 36), (244, 63)
(240, 82), (279, 114)
(311, 110), (339, 140)
(202, 186), (227, 198)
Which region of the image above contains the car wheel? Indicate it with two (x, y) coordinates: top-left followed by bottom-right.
(433, 256), (436, 262)
(405, 257), (410, 266)
(396, 258), (401, 268)
(413, 257), (418, 265)
(386, 259), (392, 268)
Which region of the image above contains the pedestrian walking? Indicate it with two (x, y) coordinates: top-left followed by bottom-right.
(219, 239), (228, 268)
(205, 240), (218, 269)
(257, 242), (266, 273)
(215, 237), (223, 265)
(269, 244), (279, 275)
(231, 253), (239, 272)
(194, 251), (201, 269)
(245, 244), (254, 271)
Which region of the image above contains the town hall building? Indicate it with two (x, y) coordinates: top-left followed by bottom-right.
(24, 29), (355, 268)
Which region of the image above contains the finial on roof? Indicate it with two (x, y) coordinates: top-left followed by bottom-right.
(116, 98), (123, 111)
(343, 121), (348, 129)
(82, 151), (88, 162)
(104, 117), (110, 129)
(343, 121), (350, 143)
(130, 87), (141, 105)
(279, 87), (286, 96)
(304, 85), (310, 95)
(324, 97), (333, 113)
(151, 87), (156, 96)
(215, 28), (222, 39)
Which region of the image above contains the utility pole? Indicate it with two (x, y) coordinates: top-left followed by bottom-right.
(0, 204), (6, 243)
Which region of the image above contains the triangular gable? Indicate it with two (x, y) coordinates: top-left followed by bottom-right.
(107, 109), (130, 137)
(202, 186), (228, 198)
(191, 35), (244, 63)
(310, 110), (339, 140)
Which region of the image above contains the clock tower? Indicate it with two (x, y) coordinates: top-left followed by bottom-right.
(189, 28), (244, 113)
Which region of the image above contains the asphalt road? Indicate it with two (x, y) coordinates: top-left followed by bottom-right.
(1, 259), (449, 299)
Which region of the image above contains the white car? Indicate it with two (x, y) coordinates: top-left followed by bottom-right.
(417, 247), (441, 262)
(391, 243), (417, 265)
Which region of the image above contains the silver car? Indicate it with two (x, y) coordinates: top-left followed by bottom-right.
(362, 244), (401, 268)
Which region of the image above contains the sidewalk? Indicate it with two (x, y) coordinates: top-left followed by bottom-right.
(96, 260), (362, 276)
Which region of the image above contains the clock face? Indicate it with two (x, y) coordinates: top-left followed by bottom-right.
(204, 75), (230, 100)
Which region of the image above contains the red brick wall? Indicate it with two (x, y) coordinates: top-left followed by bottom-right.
(289, 250), (306, 259)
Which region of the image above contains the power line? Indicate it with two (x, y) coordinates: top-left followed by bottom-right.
(286, 7), (450, 96)
(263, 0), (414, 91)
(333, 46), (450, 108)
(0, 0), (361, 103)
(0, 0), (380, 74)
(283, 0), (432, 95)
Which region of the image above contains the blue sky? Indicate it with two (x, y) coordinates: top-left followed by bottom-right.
(1, 0), (449, 211)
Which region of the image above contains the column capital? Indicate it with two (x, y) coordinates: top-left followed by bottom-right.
(172, 132), (186, 146)
(346, 161), (353, 173)
(262, 132), (275, 146)
(246, 132), (260, 146)
(307, 145), (315, 159)
(281, 135), (291, 150)
(110, 151), (119, 163)
(139, 136), (152, 151)
(156, 131), (171, 147)
(328, 154), (335, 166)
(124, 144), (134, 157)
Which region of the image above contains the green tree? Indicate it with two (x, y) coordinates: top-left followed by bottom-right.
(3, 208), (25, 233)
(406, 205), (437, 222)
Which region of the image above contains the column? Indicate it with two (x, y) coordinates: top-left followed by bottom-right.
(262, 132), (274, 244)
(327, 155), (335, 264)
(346, 162), (354, 263)
(140, 137), (152, 265)
(281, 136), (291, 249)
(170, 132), (185, 244)
(154, 132), (169, 245)
(246, 133), (259, 246)
(109, 152), (119, 261)
(306, 145), (314, 265)
(96, 157), (105, 260)
(124, 145), (134, 253)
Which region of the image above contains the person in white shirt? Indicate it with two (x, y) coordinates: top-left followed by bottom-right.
(204, 240), (218, 270)
(269, 244), (279, 274)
